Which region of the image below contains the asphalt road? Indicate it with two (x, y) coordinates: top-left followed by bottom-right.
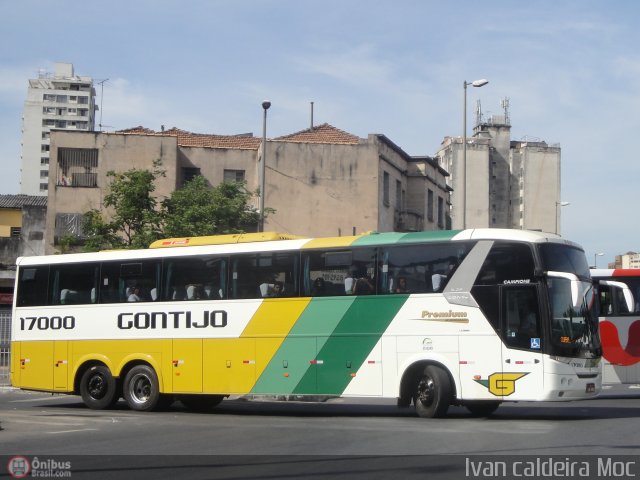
(1, 386), (640, 479)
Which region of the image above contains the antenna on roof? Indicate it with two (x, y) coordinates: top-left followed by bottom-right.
(501, 97), (510, 125)
(310, 101), (314, 129)
(96, 78), (109, 131)
(475, 99), (482, 126)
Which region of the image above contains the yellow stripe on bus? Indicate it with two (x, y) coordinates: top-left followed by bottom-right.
(241, 297), (311, 381)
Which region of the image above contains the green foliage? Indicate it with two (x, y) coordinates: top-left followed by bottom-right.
(80, 162), (266, 252)
(162, 176), (261, 238)
(81, 160), (165, 251)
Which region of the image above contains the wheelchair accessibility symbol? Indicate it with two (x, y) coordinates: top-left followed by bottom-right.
(530, 337), (541, 349)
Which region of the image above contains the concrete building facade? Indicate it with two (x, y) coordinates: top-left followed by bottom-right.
(46, 124), (451, 253)
(21, 62), (96, 196)
(435, 114), (562, 234)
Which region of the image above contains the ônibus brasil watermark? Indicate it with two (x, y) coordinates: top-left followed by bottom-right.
(7, 456), (71, 478)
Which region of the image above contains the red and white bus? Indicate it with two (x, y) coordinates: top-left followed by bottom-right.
(591, 269), (640, 384)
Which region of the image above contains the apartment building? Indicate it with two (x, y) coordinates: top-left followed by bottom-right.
(21, 62), (96, 196)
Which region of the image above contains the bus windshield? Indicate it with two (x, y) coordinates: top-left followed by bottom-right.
(539, 244), (601, 359)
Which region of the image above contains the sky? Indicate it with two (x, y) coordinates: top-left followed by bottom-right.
(0, 0), (637, 267)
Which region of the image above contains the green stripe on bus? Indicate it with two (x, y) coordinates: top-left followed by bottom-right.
(293, 295), (408, 395)
(397, 230), (462, 243)
(351, 232), (407, 246)
(251, 297), (357, 394)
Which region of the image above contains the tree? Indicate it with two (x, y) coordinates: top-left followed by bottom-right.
(82, 161), (165, 251)
(161, 176), (262, 238)
(81, 164), (267, 252)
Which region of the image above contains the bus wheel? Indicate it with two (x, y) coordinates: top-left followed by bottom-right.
(123, 365), (161, 412)
(465, 401), (500, 417)
(79, 365), (118, 410)
(180, 394), (224, 412)
(413, 365), (451, 418)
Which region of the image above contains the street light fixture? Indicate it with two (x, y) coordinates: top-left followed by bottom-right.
(462, 79), (489, 229)
(594, 252), (604, 269)
(259, 100), (271, 232)
(555, 201), (570, 235)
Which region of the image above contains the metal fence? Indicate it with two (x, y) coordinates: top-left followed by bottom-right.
(0, 308), (10, 385)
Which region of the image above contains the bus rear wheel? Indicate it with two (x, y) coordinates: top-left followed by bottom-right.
(79, 365), (119, 410)
(123, 365), (162, 412)
(413, 365), (451, 418)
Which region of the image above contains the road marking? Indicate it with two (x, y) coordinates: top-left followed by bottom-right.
(46, 429), (99, 434)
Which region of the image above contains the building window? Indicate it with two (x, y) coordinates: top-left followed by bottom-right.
(77, 96), (89, 104)
(41, 157), (49, 165)
(57, 148), (98, 187)
(54, 213), (85, 244)
(41, 144), (50, 152)
(437, 197), (444, 228)
(182, 167), (201, 185)
(10, 227), (21, 237)
(223, 169), (245, 183)
(395, 180), (402, 208)
(40, 170), (48, 178)
(39, 183), (48, 191)
(427, 189), (434, 222)
(383, 171), (390, 206)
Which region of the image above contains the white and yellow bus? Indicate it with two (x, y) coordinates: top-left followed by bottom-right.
(11, 229), (601, 418)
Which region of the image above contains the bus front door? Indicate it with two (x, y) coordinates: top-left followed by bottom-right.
(500, 285), (544, 400)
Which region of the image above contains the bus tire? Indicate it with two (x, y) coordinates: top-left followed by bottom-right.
(465, 401), (500, 417)
(79, 365), (118, 410)
(123, 365), (161, 412)
(180, 394), (224, 412)
(413, 365), (451, 418)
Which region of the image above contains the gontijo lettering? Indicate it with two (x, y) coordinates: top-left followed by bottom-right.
(117, 310), (228, 329)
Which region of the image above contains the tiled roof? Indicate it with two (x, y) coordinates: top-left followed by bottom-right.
(0, 194), (47, 209)
(115, 123), (361, 150)
(275, 123), (361, 144)
(116, 126), (261, 150)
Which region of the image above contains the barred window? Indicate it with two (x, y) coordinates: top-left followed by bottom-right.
(57, 148), (98, 187)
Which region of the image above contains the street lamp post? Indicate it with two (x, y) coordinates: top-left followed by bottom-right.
(555, 201), (570, 235)
(259, 100), (271, 232)
(594, 252), (604, 269)
(462, 79), (489, 229)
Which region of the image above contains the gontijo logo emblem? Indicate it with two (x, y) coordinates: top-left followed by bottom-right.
(474, 372), (529, 396)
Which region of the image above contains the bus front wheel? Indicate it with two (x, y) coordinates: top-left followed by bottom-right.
(123, 365), (162, 412)
(413, 365), (451, 418)
(79, 365), (118, 410)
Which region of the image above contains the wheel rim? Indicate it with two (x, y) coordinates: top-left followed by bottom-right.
(416, 374), (435, 407)
(129, 373), (152, 405)
(87, 373), (107, 400)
